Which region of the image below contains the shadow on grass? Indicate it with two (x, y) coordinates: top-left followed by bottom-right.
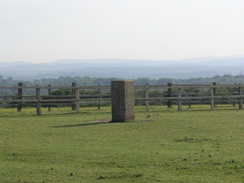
(51, 121), (124, 128)
(0, 111), (90, 118)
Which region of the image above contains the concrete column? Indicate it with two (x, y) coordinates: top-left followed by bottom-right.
(111, 80), (135, 122)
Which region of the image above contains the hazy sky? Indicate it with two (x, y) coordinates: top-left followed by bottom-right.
(1, 0), (244, 63)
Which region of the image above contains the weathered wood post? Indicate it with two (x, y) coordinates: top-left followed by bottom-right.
(17, 82), (23, 112)
(177, 88), (182, 111)
(238, 85), (243, 110)
(72, 82), (76, 111)
(167, 83), (172, 108)
(111, 80), (135, 122)
(36, 86), (41, 115)
(210, 84), (215, 110)
(187, 88), (191, 109)
(145, 83), (149, 112)
(75, 84), (80, 113)
(188, 98), (192, 109)
(48, 84), (51, 112)
(97, 85), (101, 110)
(213, 82), (216, 108)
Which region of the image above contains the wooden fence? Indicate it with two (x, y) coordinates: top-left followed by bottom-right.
(0, 82), (244, 115)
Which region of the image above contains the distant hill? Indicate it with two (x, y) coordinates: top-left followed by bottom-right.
(1, 55), (244, 80)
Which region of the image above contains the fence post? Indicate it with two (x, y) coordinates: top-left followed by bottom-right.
(72, 82), (76, 111)
(145, 83), (149, 112)
(239, 85), (243, 110)
(17, 82), (23, 112)
(188, 99), (192, 109)
(75, 84), (80, 113)
(167, 83), (172, 108)
(213, 82), (216, 108)
(178, 88), (182, 111)
(36, 86), (41, 115)
(48, 84), (51, 112)
(210, 84), (215, 110)
(97, 85), (101, 110)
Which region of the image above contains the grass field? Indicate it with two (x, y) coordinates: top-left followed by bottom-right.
(0, 106), (244, 183)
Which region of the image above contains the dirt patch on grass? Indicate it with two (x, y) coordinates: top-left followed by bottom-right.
(174, 136), (211, 143)
(96, 173), (143, 180)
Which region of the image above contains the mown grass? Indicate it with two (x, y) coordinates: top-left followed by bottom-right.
(0, 106), (244, 183)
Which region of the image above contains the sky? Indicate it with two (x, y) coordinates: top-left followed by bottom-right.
(0, 0), (244, 63)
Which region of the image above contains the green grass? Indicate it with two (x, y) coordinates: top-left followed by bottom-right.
(0, 106), (244, 183)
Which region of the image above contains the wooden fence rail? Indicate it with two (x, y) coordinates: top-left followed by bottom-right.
(0, 82), (243, 115)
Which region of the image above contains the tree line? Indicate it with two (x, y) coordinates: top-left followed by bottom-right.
(1, 74), (244, 96)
